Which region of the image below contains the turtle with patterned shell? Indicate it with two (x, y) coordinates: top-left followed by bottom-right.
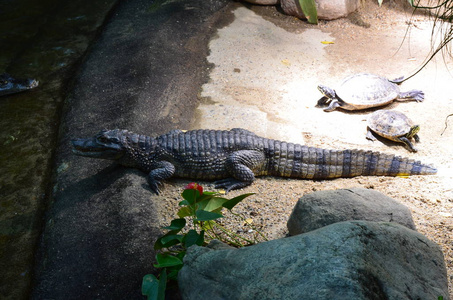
(316, 73), (424, 112)
(366, 110), (420, 152)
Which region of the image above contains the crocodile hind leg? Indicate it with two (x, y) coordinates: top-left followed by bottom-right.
(214, 150), (265, 192)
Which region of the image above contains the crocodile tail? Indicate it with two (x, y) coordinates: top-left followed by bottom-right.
(326, 148), (437, 178)
(267, 142), (437, 179)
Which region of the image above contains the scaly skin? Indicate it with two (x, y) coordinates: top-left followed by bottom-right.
(72, 128), (437, 194)
(0, 73), (39, 96)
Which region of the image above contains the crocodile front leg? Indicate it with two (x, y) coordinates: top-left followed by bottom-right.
(147, 161), (175, 194)
(215, 150), (265, 192)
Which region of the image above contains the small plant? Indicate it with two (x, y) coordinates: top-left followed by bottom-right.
(299, 0), (318, 24)
(142, 183), (267, 300)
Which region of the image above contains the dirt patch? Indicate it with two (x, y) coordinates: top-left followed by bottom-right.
(163, 1), (452, 296)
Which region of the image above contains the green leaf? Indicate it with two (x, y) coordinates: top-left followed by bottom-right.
(154, 253), (183, 268)
(182, 189), (200, 205)
(162, 218), (186, 231)
(154, 232), (183, 250)
(177, 206), (193, 218)
(298, 0), (318, 24)
(222, 193), (255, 210)
(199, 197), (228, 212)
(195, 209), (224, 221)
(200, 220), (216, 231)
(176, 251), (186, 261)
(184, 229), (205, 247)
(159, 234), (183, 246)
(193, 194), (217, 208)
(211, 207), (223, 215)
(178, 199), (189, 206)
(142, 274), (159, 299)
(157, 269), (167, 300)
(202, 191), (218, 196)
(154, 238), (179, 250)
(167, 267), (182, 281)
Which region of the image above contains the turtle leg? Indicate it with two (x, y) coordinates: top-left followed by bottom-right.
(414, 134), (420, 143)
(366, 128), (377, 141)
(316, 96), (330, 108)
(323, 100), (342, 112)
(398, 136), (418, 152)
(397, 90), (424, 102)
(389, 76), (405, 84)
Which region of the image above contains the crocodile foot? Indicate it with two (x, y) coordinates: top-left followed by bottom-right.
(147, 178), (163, 195)
(214, 178), (251, 193)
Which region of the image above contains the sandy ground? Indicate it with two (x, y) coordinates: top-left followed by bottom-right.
(156, 1), (452, 296)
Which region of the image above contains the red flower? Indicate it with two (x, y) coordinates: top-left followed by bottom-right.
(184, 182), (203, 195)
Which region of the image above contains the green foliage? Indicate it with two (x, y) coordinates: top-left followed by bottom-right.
(299, 0), (318, 24)
(142, 273), (165, 300)
(142, 183), (267, 299)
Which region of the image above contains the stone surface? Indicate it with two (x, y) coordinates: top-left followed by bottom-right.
(287, 188), (417, 236)
(31, 0), (232, 298)
(242, 0), (279, 5)
(179, 221), (449, 300)
(280, 0), (359, 20)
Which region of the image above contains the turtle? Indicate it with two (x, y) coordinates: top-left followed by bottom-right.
(316, 73), (424, 112)
(366, 110), (420, 152)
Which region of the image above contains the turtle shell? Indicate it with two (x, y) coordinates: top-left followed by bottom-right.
(367, 110), (414, 141)
(336, 73), (400, 109)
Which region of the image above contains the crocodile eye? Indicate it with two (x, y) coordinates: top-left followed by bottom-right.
(110, 137), (120, 144)
(97, 135), (109, 144)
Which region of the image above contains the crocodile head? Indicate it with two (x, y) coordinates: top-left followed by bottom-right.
(0, 73), (39, 96)
(72, 129), (127, 160)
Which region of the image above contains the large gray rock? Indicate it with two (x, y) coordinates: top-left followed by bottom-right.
(287, 188), (416, 236)
(280, 0), (359, 20)
(179, 221), (449, 300)
(242, 0), (279, 4)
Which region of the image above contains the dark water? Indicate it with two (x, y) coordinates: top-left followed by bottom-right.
(0, 1), (117, 298)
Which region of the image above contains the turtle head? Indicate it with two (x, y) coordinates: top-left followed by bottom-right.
(407, 125), (420, 139)
(317, 85), (336, 99)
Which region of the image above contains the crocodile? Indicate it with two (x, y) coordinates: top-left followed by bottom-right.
(72, 128), (437, 194)
(0, 73), (39, 96)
